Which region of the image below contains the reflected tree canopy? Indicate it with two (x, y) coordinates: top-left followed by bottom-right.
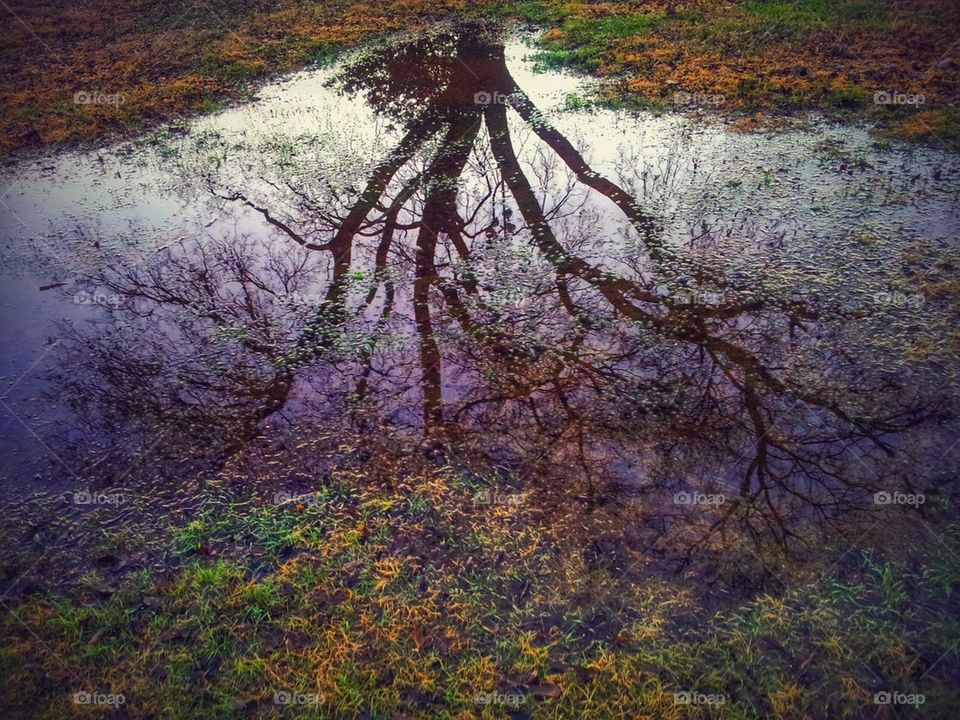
(53, 23), (955, 568)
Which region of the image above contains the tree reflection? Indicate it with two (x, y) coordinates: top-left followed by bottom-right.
(55, 23), (948, 564)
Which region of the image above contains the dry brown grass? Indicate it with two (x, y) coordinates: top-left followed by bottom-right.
(1, 1), (957, 151)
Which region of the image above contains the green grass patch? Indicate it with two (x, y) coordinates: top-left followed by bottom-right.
(745, 0), (887, 31)
(562, 13), (665, 41)
(530, 47), (603, 72)
(487, 1), (562, 24)
(825, 83), (870, 109)
(197, 53), (260, 84)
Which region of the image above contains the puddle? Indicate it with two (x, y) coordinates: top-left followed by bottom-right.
(1, 24), (958, 563)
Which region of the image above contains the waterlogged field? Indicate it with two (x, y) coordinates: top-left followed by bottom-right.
(1, 17), (959, 720)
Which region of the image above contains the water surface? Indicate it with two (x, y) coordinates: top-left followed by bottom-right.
(1, 24), (958, 569)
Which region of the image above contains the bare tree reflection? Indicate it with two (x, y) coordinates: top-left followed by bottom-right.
(53, 23), (952, 568)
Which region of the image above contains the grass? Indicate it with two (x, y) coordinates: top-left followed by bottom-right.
(487, 1), (562, 25)
(1, 429), (959, 718)
(745, 0), (887, 29)
(562, 13), (666, 42)
(0, 0), (456, 154)
(894, 108), (960, 151)
(0, 1), (957, 154)
(531, 47), (603, 73)
(493, 0), (958, 146)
